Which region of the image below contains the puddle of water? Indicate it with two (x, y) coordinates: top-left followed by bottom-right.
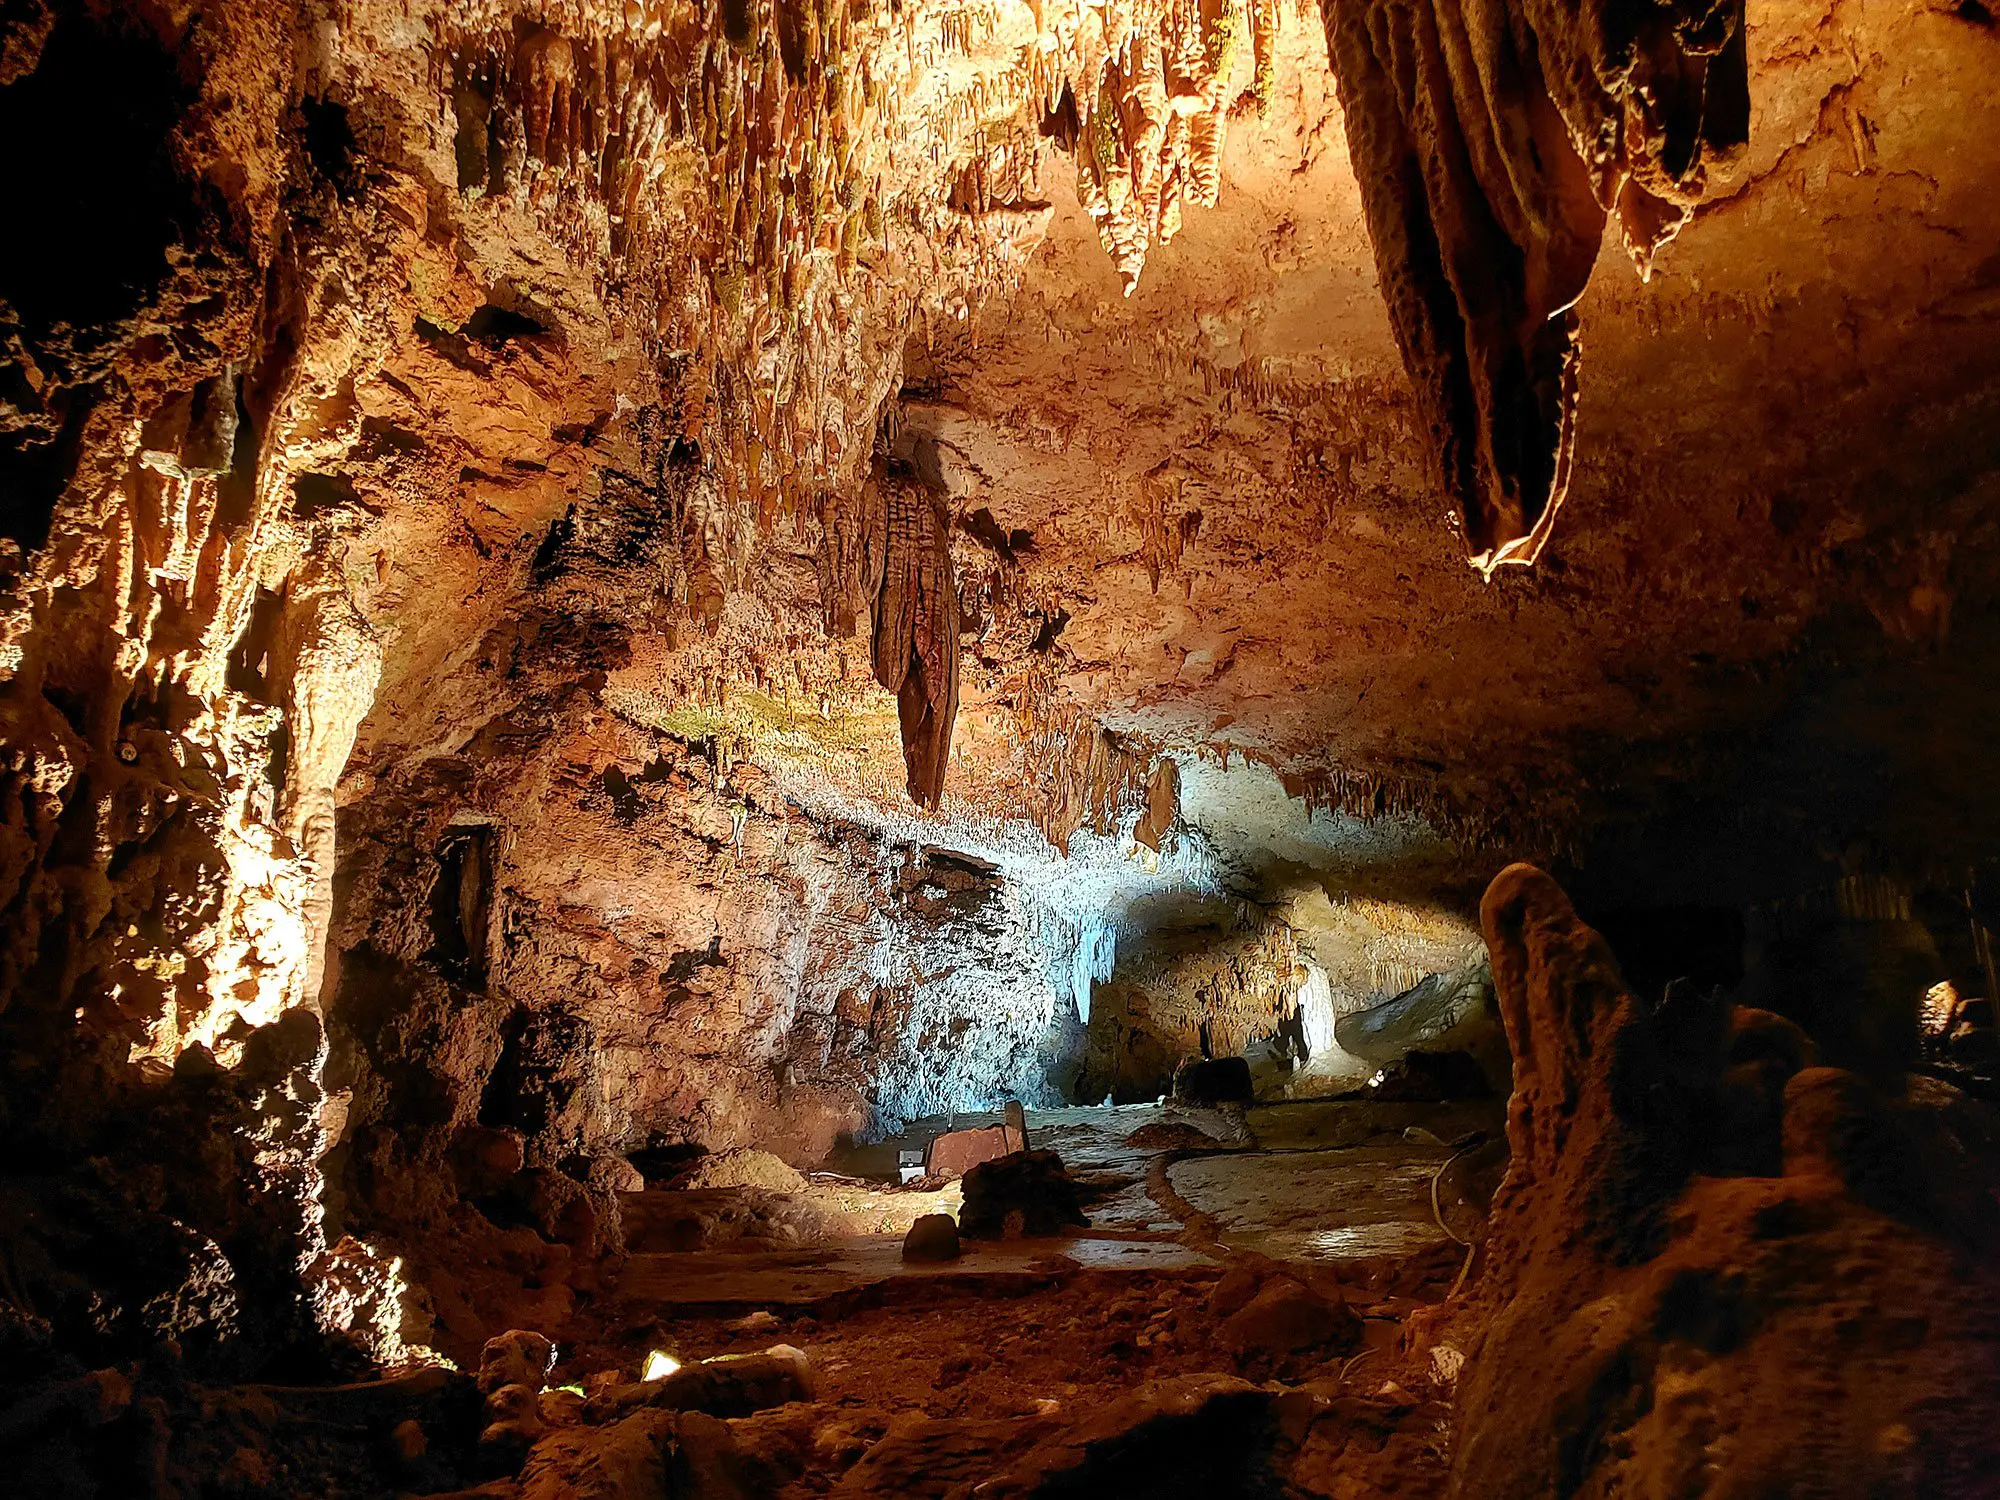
(1225, 1220), (1443, 1261)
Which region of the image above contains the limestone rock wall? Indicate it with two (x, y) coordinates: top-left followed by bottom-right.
(1451, 865), (2000, 1496)
(0, 0), (371, 1372)
(0, 0), (1093, 1366)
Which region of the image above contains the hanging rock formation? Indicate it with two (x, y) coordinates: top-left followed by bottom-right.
(1321, 0), (1749, 569)
(872, 473), (961, 808)
(1043, 0), (1282, 294)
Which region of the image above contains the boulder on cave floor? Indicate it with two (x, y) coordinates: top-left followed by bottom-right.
(517, 1407), (675, 1500)
(515, 1405), (755, 1500)
(831, 1411), (1063, 1497)
(1216, 1278), (1362, 1361)
(1173, 1057), (1254, 1106)
(670, 1148), (808, 1193)
(902, 1212), (963, 1262)
(478, 1329), (557, 1395)
(583, 1344), (817, 1424)
(957, 1151), (1088, 1240)
(453, 1126), (530, 1197)
(957, 1374), (1281, 1499)
(619, 1185), (849, 1253)
(1122, 1119), (1225, 1151)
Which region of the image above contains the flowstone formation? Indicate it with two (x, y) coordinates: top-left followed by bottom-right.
(870, 470), (961, 808)
(1452, 866), (2000, 1496)
(1324, 0), (1749, 569)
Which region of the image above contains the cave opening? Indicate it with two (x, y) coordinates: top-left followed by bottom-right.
(430, 823), (496, 985)
(3, 1), (2000, 1494)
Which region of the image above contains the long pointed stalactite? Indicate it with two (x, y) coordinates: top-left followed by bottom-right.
(1320, 0), (1749, 571)
(872, 473), (961, 808)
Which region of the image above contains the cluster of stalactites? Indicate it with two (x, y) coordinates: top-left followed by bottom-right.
(1038, 0), (1281, 293)
(441, 1), (908, 522)
(1191, 918), (1301, 1022)
(438, 4), (1104, 808)
(1321, 0), (1748, 570)
(1008, 674), (1164, 850)
(1262, 753), (1571, 854)
(445, 2), (876, 289)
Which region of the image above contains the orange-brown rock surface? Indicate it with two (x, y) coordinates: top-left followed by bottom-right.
(1323, 0), (1748, 569)
(0, 2), (1997, 1490)
(1455, 865), (2000, 1497)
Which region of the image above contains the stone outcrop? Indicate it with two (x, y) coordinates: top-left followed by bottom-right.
(1453, 864), (2000, 1497)
(1216, 1277), (1360, 1360)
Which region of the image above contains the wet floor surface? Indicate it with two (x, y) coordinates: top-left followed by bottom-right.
(608, 1097), (1498, 1311)
(555, 1096), (1483, 1499)
(1169, 1146), (1455, 1261)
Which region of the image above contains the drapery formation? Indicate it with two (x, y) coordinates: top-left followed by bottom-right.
(1322, 0), (1749, 571)
(872, 477), (962, 809)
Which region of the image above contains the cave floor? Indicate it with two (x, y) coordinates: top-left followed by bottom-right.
(547, 1099), (1495, 1496)
(603, 1101), (1494, 1311)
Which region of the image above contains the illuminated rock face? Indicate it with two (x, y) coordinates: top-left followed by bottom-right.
(0, 0), (1996, 1380)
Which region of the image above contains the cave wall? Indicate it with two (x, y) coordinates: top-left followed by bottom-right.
(0, 0), (1125, 1365)
(0, 0), (1995, 1377)
(1079, 910), (1300, 1100)
(320, 672), (1085, 1339)
(1068, 870), (1493, 1102)
(0, 0), (371, 1372)
(329, 700), (1073, 1162)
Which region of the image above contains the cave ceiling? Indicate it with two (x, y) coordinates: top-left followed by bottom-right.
(3, 0), (1998, 937)
(295, 0), (2000, 870)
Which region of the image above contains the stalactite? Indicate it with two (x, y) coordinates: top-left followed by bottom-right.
(1133, 755), (1180, 851)
(1008, 673), (1164, 851)
(1263, 753), (1572, 856)
(1319, 0), (1748, 571)
(871, 475), (960, 809)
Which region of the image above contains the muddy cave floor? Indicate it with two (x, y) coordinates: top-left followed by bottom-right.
(535, 1099), (1491, 1497)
